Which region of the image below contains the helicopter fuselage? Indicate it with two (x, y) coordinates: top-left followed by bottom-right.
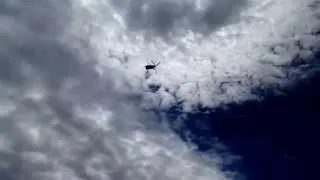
(145, 65), (156, 70)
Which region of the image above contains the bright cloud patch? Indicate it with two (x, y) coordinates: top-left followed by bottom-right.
(0, 0), (235, 180)
(69, 0), (319, 111)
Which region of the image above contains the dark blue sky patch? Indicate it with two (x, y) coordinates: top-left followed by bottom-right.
(161, 68), (320, 180)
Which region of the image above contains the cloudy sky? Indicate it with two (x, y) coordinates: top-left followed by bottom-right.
(0, 0), (319, 180)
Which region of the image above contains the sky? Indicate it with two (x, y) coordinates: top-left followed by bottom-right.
(0, 0), (319, 180)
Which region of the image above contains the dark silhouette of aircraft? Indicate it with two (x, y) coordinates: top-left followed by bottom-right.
(145, 60), (160, 70)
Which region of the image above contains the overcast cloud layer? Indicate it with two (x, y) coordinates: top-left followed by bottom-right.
(0, 0), (319, 180)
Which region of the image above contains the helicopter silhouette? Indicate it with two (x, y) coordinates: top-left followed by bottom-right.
(144, 60), (160, 79)
(145, 60), (160, 70)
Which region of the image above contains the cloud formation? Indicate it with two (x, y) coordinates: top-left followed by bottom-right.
(79, 0), (320, 112)
(109, 0), (248, 36)
(0, 0), (232, 180)
(1, 0), (319, 179)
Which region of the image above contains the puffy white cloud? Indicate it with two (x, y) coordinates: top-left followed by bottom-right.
(0, 0), (233, 180)
(70, 0), (319, 111)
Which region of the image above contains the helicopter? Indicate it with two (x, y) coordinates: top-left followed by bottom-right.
(144, 60), (160, 79)
(145, 60), (160, 70)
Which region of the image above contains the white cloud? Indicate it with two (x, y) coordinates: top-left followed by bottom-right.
(0, 0), (234, 180)
(70, 0), (319, 111)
